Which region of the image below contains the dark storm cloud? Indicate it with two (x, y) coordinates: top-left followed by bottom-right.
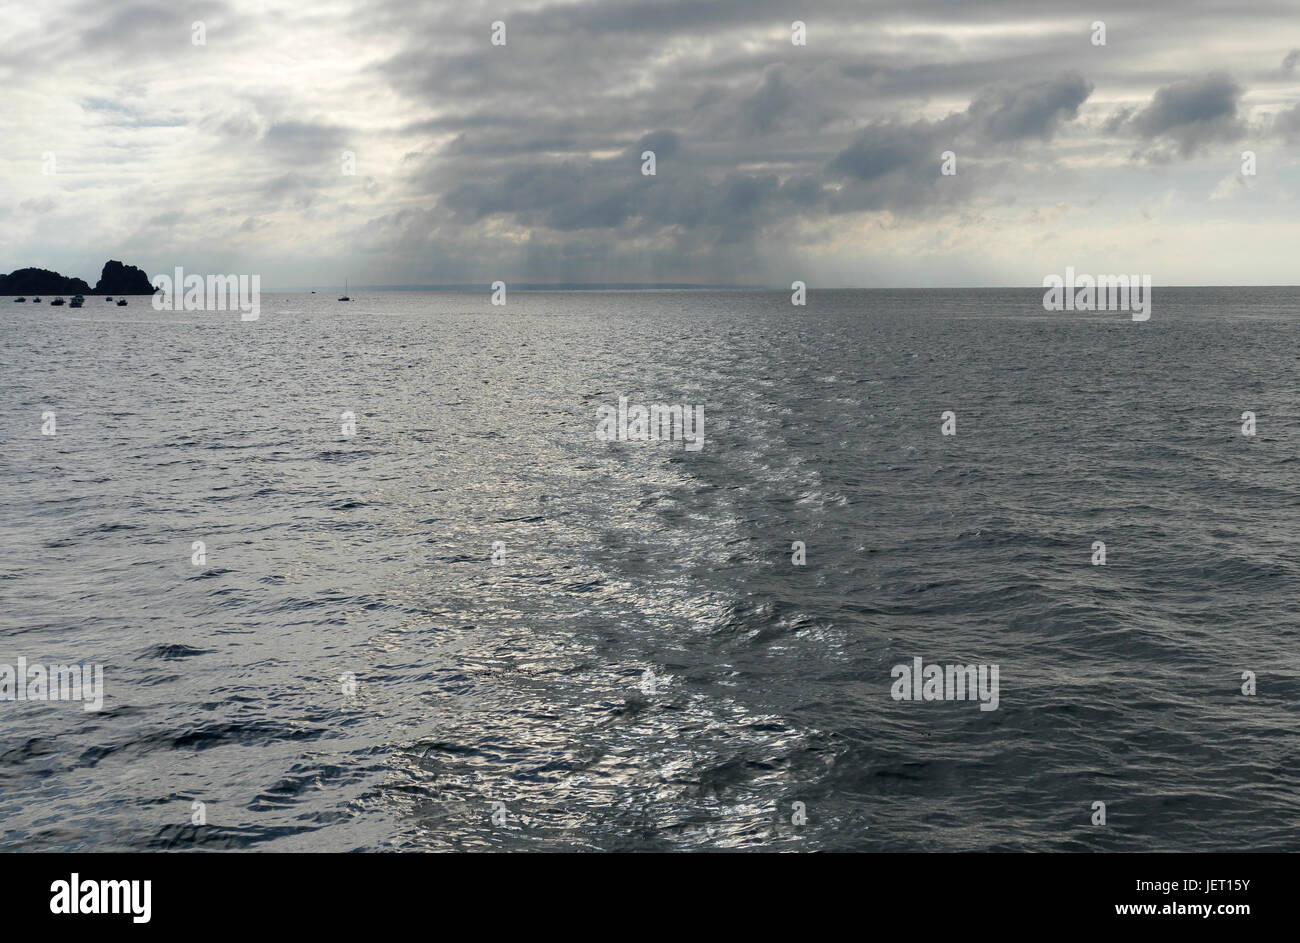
(966, 72), (1093, 143)
(423, 69), (1089, 257)
(0, 0), (247, 84)
(70, 0), (244, 58)
(828, 120), (946, 183)
(261, 121), (351, 155)
(359, 0), (1161, 278)
(826, 123), (974, 214)
(437, 126), (812, 241)
(1125, 72), (1247, 157)
(738, 66), (799, 136)
(822, 72), (1090, 214)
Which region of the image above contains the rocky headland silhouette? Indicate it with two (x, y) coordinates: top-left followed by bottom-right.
(0, 260), (158, 295)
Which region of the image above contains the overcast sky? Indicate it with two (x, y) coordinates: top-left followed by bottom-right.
(3, 0), (1299, 288)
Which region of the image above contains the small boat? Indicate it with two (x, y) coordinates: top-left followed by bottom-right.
(13, 297), (26, 303)
(105, 296), (113, 302)
(338, 279), (350, 302)
(69, 299), (83, 308)
(32, 297), (41, 302)
(116, 299), (127, 306)
(51, 297), (65, 306)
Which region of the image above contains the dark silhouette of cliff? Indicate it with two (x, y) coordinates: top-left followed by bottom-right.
(92, 261), (155, 295)
(1, 260), (158, 295)
(0, 268), (91, 295)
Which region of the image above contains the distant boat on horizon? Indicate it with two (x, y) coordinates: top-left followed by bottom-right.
(116, 299), (127, 306)
(50, 297), (65, 306)
(339, 279), (350, 302)
(13, 297), (25, 303)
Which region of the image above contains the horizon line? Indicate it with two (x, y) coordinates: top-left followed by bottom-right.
(273, 283), (1300, 292)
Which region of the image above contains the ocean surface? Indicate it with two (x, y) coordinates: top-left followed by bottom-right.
(1, 287), (1298, 852)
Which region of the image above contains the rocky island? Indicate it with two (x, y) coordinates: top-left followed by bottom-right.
(0, 260), (159, 295)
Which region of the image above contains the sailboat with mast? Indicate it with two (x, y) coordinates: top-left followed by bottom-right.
(338, 279), (350, 302)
